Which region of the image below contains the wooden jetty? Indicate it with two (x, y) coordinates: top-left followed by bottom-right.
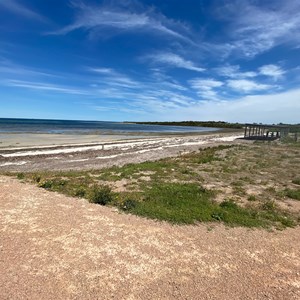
(244, 124), (299, 141)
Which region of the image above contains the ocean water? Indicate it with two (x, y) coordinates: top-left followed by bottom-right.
(0, 118), (219, 134)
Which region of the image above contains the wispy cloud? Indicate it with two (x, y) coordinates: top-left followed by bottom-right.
(94, 105), (146, 115)
(89, 68), (115, 75)
(4, 80), (89, 95)
(259, 64), (285, 80)
(51, 0), (192, 43)
(155, 88), (300, 124)
(189, 78), (223, 99)
(212, 0), (300, 58)
(215, 65), (256, 79)
(0, 0), (46, 22)
(227, 79), (272, 93)
(89, 67), (140, 88)
(0, 59), (56, 78)
(144, 52), (205, 72)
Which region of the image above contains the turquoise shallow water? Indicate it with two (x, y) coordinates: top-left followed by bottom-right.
(0, 118), (219, 134)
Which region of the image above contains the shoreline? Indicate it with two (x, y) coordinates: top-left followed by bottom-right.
(0, 128), (242, 149)
(0, 131), (245, 172)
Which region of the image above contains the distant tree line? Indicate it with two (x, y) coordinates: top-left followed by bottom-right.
(132, 121), (244, 129)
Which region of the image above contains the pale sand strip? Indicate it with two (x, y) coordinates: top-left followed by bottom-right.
(0, 135), (243, 158)
(0, 161), (28, 167)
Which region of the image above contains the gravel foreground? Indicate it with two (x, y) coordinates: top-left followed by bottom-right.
(0, 176), (299, 300)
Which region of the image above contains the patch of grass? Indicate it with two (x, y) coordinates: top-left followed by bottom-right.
(125, 183), (215, 224)
(285, 188), (300, 200)
(182, 145), (232, 165)
(120, 199), (137, 211)
(261, 200), (277, 212)
(247, 195), (256, 201)
(9, 143), (299, 229)
(265, 186), (276, 194)
(120, 183), (293, 228)
(16, 173), (25, 180)
(88, 185), (114, 205)
(74, 187), (86, 197)
(292, 178), (300, 185)
(38, 178), (67, 190)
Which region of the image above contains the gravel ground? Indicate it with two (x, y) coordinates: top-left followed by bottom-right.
(0, 176), (299, 300)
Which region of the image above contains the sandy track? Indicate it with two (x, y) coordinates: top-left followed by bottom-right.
(0, 176), (299, 299)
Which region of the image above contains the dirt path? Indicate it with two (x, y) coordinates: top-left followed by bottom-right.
(0, 176), (299, 300)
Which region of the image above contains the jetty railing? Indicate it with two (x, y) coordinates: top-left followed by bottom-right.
(244, 124), (299, 141)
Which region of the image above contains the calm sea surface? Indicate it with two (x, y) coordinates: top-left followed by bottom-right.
(0, 118), (219, 134)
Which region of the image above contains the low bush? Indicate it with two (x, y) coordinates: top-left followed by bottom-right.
(88, 185), (113, 205)
(292, 178), (300, 185)
(285, 188), (300, 200)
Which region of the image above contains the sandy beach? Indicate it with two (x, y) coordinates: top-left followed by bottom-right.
(0, 131), (244, 172)
(0, 132), (159, 148)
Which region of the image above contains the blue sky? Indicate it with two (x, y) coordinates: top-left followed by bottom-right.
(0, 0), (299, 123)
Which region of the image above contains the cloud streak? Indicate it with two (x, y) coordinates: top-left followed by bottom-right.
(0, 0), (46, 22)
(51, 0), (192, 43)
(212, 0), (300, 58)
(4, 80), (89, 95)
(150, 88), (300, 124)
(227, 79), (272, 93)
(144, 52), (205, 72)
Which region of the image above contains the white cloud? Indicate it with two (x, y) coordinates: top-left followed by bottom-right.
(89, 68), (115, 75)
(0, 59), (55, 78)
(0, 0), (46, 22)
(214, 0), (300, 58)
(89, 67), (140, 88)
(145, 52), (204, 72)
(216, 65), (257, 78)
(94, 105), (146, 114)
(51, 1), (191, 43)
(3, 80), (89, 95)
(189, 78), (223, 99)
(227, 79), (271, 92)
(190, 79), (223, 89)
(259, 64), (285, 80)
(149, 88), (300, 124)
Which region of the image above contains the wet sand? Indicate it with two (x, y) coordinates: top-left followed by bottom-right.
(0, 133), (155, 149)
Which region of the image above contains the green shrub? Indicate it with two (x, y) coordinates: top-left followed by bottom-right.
(32, 174), (41, 183)
(285, 189), (300, 200)
(261, 200), (277, 211)
(120, 199), (137, 211)
(220, 200), (238, 209)
(74, 187), (86, 197)
(39, 180), (54, 189)
(39, 179), (67, 190)
(17, 173), (25, 180)
(88, 185), (113, 205)
(247, 195), (256, 201)
(292, 178), (300, 185)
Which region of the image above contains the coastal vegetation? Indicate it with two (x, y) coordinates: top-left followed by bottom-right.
(12, 142), (300, 229)
(131, 121), (244, 129)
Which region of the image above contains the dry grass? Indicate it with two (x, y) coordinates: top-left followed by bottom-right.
(12, 142), (300, 228)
